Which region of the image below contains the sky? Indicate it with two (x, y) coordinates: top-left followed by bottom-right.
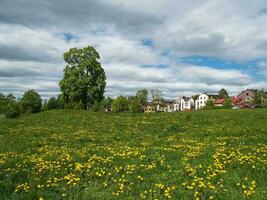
(0, 0), (267, 99)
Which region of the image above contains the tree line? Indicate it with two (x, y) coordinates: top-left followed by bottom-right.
(1, 45), (267, 118)
(0, 88), (150, 118)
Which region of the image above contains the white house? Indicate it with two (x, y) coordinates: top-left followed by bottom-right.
(195, 93), (219, 110)
(173, 97), (181, 111)
(180, 97), (194, 111)
(195, 93), (209, 110)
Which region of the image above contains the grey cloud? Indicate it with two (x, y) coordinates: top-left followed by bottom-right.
(0, 68), (41, 77)
(0, 0), (162, 32)
(0, 0), (267, 99)
(174, 34), (226, 55)
(0, 44), (56, 62)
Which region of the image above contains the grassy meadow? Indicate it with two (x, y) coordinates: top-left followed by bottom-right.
(0, 109), (266, 199)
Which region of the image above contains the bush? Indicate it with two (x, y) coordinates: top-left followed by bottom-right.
(129, 97), (142, 112)
(90, 102), (102, 112)
(203, 100), (215, 110)
(4, 102), (21, 118)
(223, 98), (233, 109)
(73, 101), (84, 110)
(57, 94), (65, 109)
(42, 100), (49, 111)
(21, 90), (42, 114)
(112, 96), (129, 112)
(47, 97), (59, 110)
(0, 94), (6, 114)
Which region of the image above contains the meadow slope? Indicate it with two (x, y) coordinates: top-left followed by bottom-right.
(0, 109), (266, 199)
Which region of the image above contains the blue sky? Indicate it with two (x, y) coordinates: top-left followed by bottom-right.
(0, 0), (267, 98)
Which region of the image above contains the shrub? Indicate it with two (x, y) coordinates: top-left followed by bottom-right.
(90, 102), (102, 112)
(203, 100), (215, 110)
(112, 96), (129, 112)
(129, 97), (142, 112)
(223, 98), (233, 109)
(57, 94), (65, 109)
(47, 97), (59, 110)
(21, 90), (42, 114)
(73, 101), (84, 110)
(0, 94), (6, 114)
(4, 102), (21, 118)
(42, 100), (49, 111)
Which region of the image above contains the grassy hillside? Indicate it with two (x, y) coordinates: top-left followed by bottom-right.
(0, 109), (266, 199)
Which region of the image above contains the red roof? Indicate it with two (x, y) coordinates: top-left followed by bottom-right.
(214, 98), (225, 104)
(231, 96), (239, 105)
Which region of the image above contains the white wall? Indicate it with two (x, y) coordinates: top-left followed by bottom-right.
(195, 94), (209, 110)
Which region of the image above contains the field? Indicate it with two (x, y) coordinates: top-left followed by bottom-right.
(0, 109), (266, 200)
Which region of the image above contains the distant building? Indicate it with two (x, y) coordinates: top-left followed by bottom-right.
(195, 93), (219, 110)
(231, 96), (239, 106)
(195, 93), (208, 110)
(180, 97), (194, 111)
(237, 89), (256, 104)
(214, 98), (226, 107)
(144, 103), (156, 113)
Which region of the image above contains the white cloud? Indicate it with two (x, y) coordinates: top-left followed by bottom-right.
(0, 0), (267, 99)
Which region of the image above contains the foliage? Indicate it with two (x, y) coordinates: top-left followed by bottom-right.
(150, 89), (161, 102)
(90, 97), (113, 112)
(136, 89), (148, 106)
(253, 89), (265, 108)
(111, 96), (129, 112)
(262, 100), (267, 108)
(128, 96), (142, 113)
(203, 100), (214, 110)
(219, 88), (229, 98)
(42, 100), (48, 111)
(4, 101), (21, 118)
(0, 93), (7, 113)
(59, 46), (106, 110)
(57, 94), (65, 109)
(47, 97), (59, 110)
(0, 109), (266, 199)
(21, 90), (42, 114)
(73, 101), (84, 110)
(223, 98), (233, 109)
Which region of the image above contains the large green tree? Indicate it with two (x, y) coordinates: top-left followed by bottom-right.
(112, 96), (129, 112)
(218, 88), (229, 98)
(59, 46), (106, 110)
(136, 89), (148, 106)
(0, 94), (6, 113)
(21, 90), (42, 114)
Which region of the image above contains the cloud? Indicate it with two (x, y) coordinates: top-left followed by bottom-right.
(0, 0), (267, 99)
(257, 62), (267, 76)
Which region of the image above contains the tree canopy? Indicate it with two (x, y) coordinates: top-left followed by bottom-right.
(59, 46), (106, 110)
(21, 90), (42, 114)
(219, 88), (229, 98)
(112, 96), (129, 112)
(136, 89), (148, 106)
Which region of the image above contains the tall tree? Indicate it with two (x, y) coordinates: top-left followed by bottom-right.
(59, 46), (106, 110)
(218, 88), (229, 98)
(21, 90), (42, 113)
(111, 96), (129, 112)
(0, 94), (6, 113)
(136, 89), (148, 106)
(150, 89), (161, 102)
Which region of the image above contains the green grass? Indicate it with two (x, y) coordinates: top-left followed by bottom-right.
(0, 109), (266, 200)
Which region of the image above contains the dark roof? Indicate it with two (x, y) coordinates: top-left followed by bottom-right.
(182, 96), (192, 101)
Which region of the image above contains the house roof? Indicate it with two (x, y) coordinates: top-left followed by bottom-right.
(214, 98), (225, 104)
(205, 93), (219, 98)
(238, 89), (257, 95)
(231, 96), (239, 104)
(182, 96), (191, 101)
